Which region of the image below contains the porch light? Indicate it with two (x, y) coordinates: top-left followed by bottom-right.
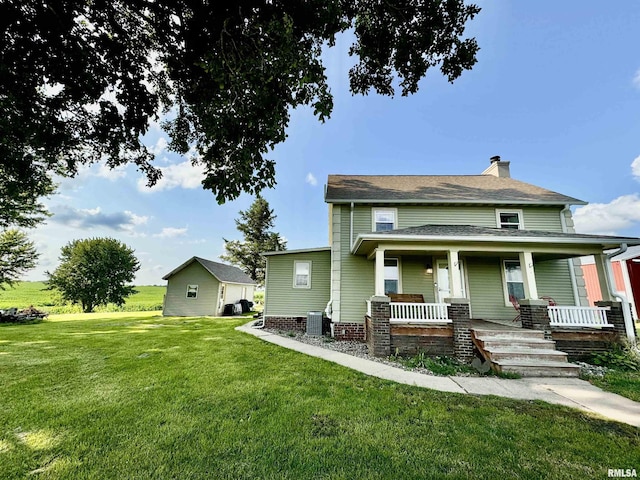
(425, 263), (433, 275)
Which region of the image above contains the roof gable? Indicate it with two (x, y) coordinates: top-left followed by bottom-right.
(324, 175), (585, 206)
(163, 256), (256, 284)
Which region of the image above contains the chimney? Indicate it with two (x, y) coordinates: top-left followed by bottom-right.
(481, 155), (511, 178)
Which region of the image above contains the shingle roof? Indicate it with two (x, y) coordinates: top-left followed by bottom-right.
(324, 175), (586, 205)
(374, 224), (639, 242)
(162, 256), (256, 284)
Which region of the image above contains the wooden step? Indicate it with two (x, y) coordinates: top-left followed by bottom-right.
(475, 337), (557, 350)
(472, 329), (545, 340)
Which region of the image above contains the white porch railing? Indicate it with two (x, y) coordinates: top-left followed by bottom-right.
(390, 302), (450, 323)
(547, 305), (612, 328)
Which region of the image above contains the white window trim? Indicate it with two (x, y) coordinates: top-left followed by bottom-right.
(186, 284), (199, 299)
(384, 257), (402, 294)
(495, 209), (525, 230)
(372, 208), (398, 232)
(293, 260), (312, 289)
(501, 259), (524, 306)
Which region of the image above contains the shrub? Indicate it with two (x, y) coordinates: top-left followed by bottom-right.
(591, 342), (640, 372)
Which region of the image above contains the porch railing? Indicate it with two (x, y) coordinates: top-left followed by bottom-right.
(390, 302), (450, 323)
(547, 305), (612, 328)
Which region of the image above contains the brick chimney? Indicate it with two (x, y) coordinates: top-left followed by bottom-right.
(481, 155), (511, 178)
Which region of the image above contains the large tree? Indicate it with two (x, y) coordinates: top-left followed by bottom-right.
(1, 0), (481, 205)
(0, 230), (39, 290)
(47, 238), (140, 313)
(221, 197), (286, 285)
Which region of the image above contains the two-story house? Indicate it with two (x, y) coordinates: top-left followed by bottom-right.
(262, 157), (639, 372)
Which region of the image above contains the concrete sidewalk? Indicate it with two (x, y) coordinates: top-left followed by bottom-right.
(236, 323), (640, 428)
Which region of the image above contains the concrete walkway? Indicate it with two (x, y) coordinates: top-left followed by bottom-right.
(236, 323), (640, 428)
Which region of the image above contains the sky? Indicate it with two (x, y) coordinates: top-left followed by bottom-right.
(22, 0), (640, 285)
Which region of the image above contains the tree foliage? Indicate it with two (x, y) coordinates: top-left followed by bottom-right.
(221, 197), (286, 285)
(0, 230), (39, 289)
(47, 238), (140, 313)
(1, 0), (480, 204)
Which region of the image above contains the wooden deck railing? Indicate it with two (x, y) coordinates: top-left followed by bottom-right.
(547, 305), (612, 328)
(390, 302), (450, 323)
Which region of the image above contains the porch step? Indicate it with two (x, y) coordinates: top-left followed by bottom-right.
(482, 347), (569, 363)
(471, 328), (579, 378)
(492, 359), (580, 378)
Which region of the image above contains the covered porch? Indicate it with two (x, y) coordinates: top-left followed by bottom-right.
(354, 225), (639, 341)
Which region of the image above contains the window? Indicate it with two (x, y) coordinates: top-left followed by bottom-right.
(186, 284), (198, 298)
(293, 261), (311, 289)
(373, 209), (397, 232)
(496, 210), (524, 229)
(384, 258), (400, 294)
(503, 260), (525, 300)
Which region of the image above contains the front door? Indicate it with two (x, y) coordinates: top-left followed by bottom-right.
(436, 260), (466, 302)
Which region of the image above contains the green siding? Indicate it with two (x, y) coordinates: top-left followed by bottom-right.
(535, 260), (575, 305)
(401, 256), (436, 302)
(350, 205), (564, 234)
(163, 263), (220, 316)
(466, 257), (515, 320)
(264, 251), (331, 317)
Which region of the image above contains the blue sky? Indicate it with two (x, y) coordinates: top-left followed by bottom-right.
(25, 0), (640, 285)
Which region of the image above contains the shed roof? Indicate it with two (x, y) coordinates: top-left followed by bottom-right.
(324, 175), (585, 206)
(162, 256), (256, 284)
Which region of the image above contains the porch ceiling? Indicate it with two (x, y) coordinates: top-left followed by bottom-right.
(353, 224), (640, 257)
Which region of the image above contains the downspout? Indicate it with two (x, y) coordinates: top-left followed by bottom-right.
(350, 202), (354, 249)
(605, 244), (636, 342)
(560, 205), (581, 306)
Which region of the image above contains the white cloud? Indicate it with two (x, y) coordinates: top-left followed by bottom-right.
(633, 68), (640, 89)
(153, 227), (188, 238)
(138, 160), (205, 192)
(51, 206), (149, 234)
(573, 194), (640, 235)
(306, 172), (318, 186)
(95, 163), (127, 180)
(632, 155), (640, 180)
(150, 137), (169, 156)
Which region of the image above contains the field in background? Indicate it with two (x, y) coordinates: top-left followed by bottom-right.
(0, 282), (165, 314)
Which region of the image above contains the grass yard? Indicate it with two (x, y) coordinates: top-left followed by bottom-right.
(590, 371), (640, 403)
(1, 314), (639, 479)
(0, 282), (165, 314)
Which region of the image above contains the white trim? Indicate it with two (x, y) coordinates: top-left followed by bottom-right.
(325, 198), (588, 206)
(186, 284), (199, 299)
(293, 260), (312, 289)
(501, 259), (524, 306)
(372, 208), (398, 232)
(384, 257), (402, 294)
(496, 209), (524, 229)
(351, 233), (640, 254)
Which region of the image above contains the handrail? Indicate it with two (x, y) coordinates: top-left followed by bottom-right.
(547, 305), (611, 327)
(390, 302), (450, 323)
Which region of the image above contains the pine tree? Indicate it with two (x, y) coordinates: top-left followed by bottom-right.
(221, 197), (286, 285)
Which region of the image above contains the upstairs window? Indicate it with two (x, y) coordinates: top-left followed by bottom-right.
(373, 209), (397, 232)
(496, 210), (524, 229)
(186, 285), (198, 298)
(293, 261), (311, 289)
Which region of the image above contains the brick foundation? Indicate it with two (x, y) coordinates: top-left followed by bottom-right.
(551, 329), (618, 361)
(263, 316), (306, 332)
(390, 324), (454, 356)
(447, 298), (473, 363)
(332, 322), (365, 341)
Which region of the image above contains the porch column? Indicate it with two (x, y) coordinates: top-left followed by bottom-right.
(518, 251), (539, 300)
(447, 250), (464, 298)
(374, 248), (386, 296)
(593, 254), (614, 302)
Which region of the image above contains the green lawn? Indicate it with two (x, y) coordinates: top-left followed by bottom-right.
(590, 371), (640, 402)
(1, 313), (638, 479)
(0, 282), (165, 313)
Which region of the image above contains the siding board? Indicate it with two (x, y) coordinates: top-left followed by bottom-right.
(163, 263), (220, 316)
(265, 250), (331, 317)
